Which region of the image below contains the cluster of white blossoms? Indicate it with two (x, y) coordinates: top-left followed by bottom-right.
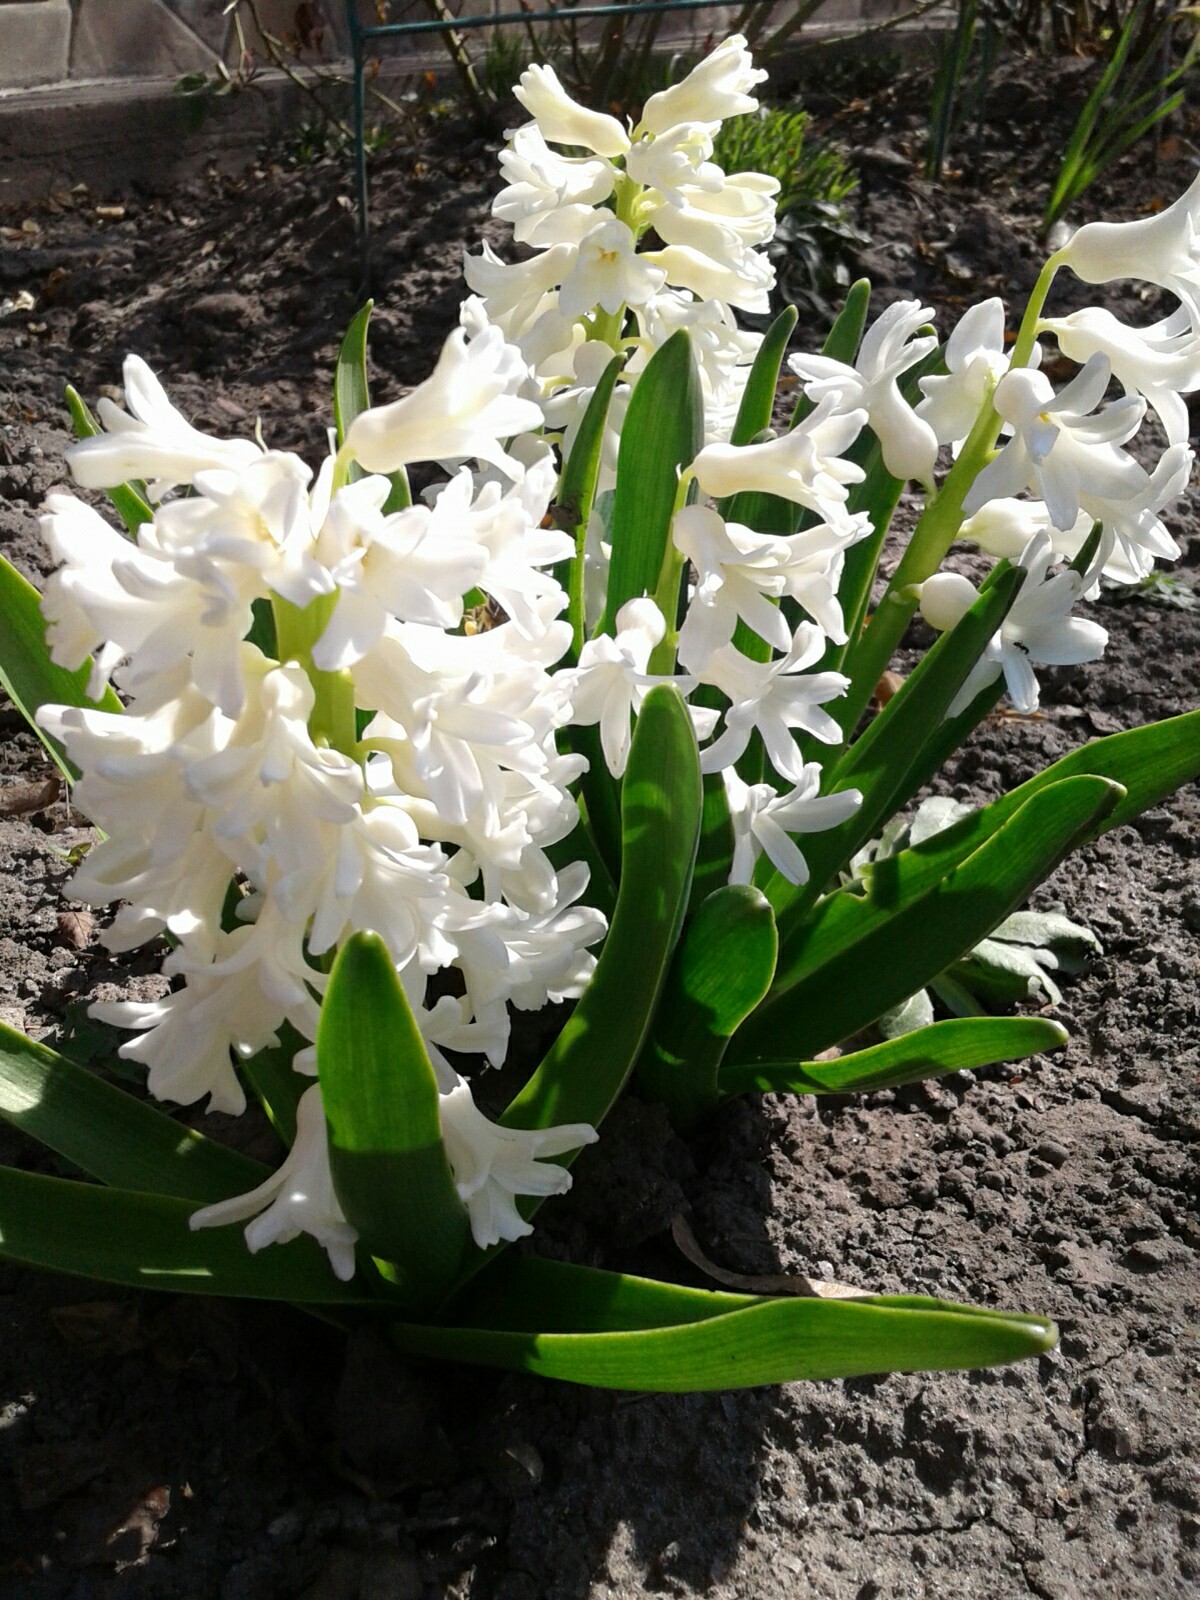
(464, 35), (778, 459)
(39, 329), (608, 1272)
(34, 38), (1199, 1283)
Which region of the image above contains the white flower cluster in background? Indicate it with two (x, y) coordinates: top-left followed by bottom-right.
(465, 35), (778, 461)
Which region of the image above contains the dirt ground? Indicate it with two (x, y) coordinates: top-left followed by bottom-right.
(0, 49), (1198, 1600)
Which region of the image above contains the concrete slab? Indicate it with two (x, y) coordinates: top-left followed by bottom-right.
(0, 0), (71, 91)
(70, 0), (220, 80)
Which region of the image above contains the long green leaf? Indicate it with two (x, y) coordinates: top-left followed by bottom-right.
(721, 1015), (1067, 1097)
(393, 1258), (1056, 1389)
(64, 384), (153, 533)
(0, 553), (123, 779)
(502, 684), (702, 1137)
(598, 330), (703, 635)
(637, 885), (777, 1127)
(0, 1020), (271, 1202)
(334, 299), (373, 449)
(737, 774), (1123, 1062)
(728, 304), (798, 449)
(0, 1164), (378, 1303)
(319, 932), (471, 1305)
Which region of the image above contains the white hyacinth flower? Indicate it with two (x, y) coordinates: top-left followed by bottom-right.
(344, 321), (542, 478)
(918, 534), (1108, 715)
(189, 1084), (359, 1282)
(1041, 304), (1200, 448)
(917, 296), (1034, 448)
(674, 504), (794, 671)
(65, 354), (261, 499)
(513, 62), (630, 158)
(637, 35), (767, 134)
(725, 764), (862, 887)
(963, 355), (1145, 532)
(790, 299), (940, 485)
(690, 393), (868, 519)
(438, 1079), (597, 1250)
(1053, 170), (1200, 333)
(566, 597), (671, 777)
(558, 217), (668, 318)
(699, 626), (850, 783)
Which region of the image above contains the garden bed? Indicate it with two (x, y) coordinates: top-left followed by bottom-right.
(0, 49), (1197, 1600)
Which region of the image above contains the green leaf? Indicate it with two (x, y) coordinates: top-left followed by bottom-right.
(502, 684), (702, 1139)
(333, 300), (409, 508)
(736, 774), (1123, 1063)
(64, 384), (153, 534)
(0, 1164), (379, 1304)
(318, 932), (471, 1307)
(390, 1255), (1056, 1390)
(728, 304), (798, 448)
(0, 553), (123, 780)
(334, 299), (374, 449)
(688, 768), (737, 909)
(637, 885), (777, 1128)
(780, 705), (1200, 970)
(767, 566), (1026, 922)
(556, 352), (623, 660)
(598, 330), (703, 635)
(0, 1019), (271, 1202)
(817, 278), (871, 370)
(241, 1023), (306, 1148)
(721, 1015), (1067, 1097)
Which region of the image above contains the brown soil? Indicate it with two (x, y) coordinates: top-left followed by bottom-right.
(0, 50), (1198, 1600)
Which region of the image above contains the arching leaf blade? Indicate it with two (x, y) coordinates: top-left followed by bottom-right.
(721, 1015), (1068, 1097)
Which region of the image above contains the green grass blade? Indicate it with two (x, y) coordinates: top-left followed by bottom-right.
(0, 1019), (271, 1202)
(0, 1164), (379, 1303)
(333, 300), (409, 507)
(770, 707), (1200, 985)
(722, 1015), (1067, 1097)
(318, 932), (471, 1305)
(728, 304), (798, 449)
(334, 299), (374, 449)
(556, 352), (623, 659)
(0, 552), (124, 780)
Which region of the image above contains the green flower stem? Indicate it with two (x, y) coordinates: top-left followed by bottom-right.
(272, 593), (358, 758)
(836, 259), (1061, 739)
(648, 471), (696, 675)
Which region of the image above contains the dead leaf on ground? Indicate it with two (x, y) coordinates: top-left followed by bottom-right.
(56, 908), (94, 949)
(670, 1214), (871, 1300)
(0, 775), (60, 816)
